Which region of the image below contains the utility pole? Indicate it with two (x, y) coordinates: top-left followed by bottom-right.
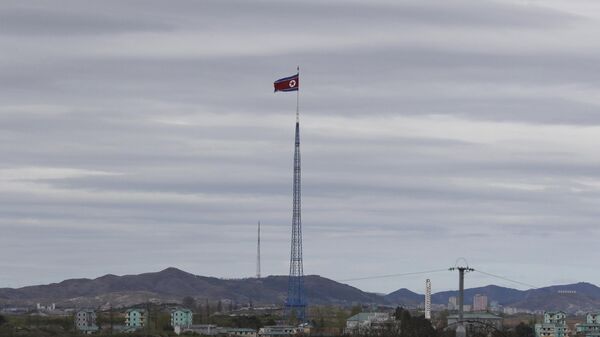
(449, 265), (474, 337)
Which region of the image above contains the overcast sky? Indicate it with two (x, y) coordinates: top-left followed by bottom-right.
(2, 0), (600, 295)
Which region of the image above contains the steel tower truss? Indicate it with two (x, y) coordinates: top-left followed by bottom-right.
(285, 121), (306, 322)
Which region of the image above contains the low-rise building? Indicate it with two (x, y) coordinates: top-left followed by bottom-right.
(74, 309), (99, 334)
(171, 308), (193, 329)
(447, 312), (502, 333)
(175, 325), (258, 337)
(125, 308), (146, 331)
(258, 325), (298, 337)
(576, 312), (600, 337)
(489, 301), (502, 313)
(226, 328), (258, 337)
(535, 311), (569, 337)
(176, 324), (220, 336)
(345, 312), (391, 334)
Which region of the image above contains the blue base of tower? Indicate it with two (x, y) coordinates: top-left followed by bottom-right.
(284, 302), (306, 323)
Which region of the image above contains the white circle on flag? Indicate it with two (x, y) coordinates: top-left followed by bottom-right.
(289, 80), (296, 87)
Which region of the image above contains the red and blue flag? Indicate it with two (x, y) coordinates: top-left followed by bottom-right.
(274, 73), (299, 92)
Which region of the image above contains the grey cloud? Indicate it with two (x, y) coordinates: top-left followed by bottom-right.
(2, 0), (600, 293)
(0, 5), (173, 36)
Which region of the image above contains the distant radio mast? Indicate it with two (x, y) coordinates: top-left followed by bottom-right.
(425, 279), (432, 320)
(256, 221), (261, 279)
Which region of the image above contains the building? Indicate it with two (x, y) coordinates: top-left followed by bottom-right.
(448, 312), (502, 333)
(473, 294), (488, 312)
(171, 308), (193, 329)
(449, 296), (458, 310)
(503, 307), (519, 315)
(489, 301), (501, 313)
(345, 312), (391, 334)
(258, 325), (298, 337)
(535, 311), (569, 337)
(175, 324), (219, 336)
(125, 308), (147, 330)
(74, 309), (99, 334)
(227, 328), (258, 337)
(575, 313), (600, 337)
(425, 279), (432, 320)
(36, 303), (57, 311)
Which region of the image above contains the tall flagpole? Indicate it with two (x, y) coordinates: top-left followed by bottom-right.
(286, 65), (306, 322)
(296, 66), (300, 123)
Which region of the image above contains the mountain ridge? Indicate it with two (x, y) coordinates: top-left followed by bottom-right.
(1, 268), (600, 313)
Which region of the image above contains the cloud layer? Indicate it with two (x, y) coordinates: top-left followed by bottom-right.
(1, 0), (600, 294)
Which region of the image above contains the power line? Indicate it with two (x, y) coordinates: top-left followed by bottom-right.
(337, 269), (449, 282)
(474, 269), (538, 289)
(336, 266), (539, 289)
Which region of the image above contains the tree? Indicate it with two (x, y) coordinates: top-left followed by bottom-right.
(435, 310), (450, 330)
(393, 306), (411, 324)
(182, 296), (196, 310)
(350, 305), (362, 316)
(0, 315), (6, 326)
(438, 328), (457, 337)
(392, 307), (437, 337)
(514, 322), (534, 337)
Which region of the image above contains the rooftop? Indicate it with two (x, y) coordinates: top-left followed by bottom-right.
(448, 313), (502, 320)
(347, 312), (390, 322)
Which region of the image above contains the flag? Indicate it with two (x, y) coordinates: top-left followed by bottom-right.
(274, 73), (299, 92)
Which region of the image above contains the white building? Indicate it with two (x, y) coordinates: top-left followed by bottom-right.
(170, 308), (193, 329)
(535, 311), (569, 337)
(227, 328), (258, 337)
(176, 324), (220, 336)
(575, 312), (600, 337)
(345, 312), (391, 334)
(448, 296), (458, 310)
(258, 325), (298, 337)
(36, 303), (56, 311)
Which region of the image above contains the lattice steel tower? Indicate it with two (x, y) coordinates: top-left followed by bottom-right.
(425, 279), (432, 320)
(285, 98), (306, 322)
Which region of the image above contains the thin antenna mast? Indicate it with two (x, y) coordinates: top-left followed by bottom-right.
(256, 221), (261, 279)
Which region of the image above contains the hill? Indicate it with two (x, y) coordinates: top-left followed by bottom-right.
(3, 268), (600, 312)
(384, 288), (424, 306)
(386, 282), (600, 313)
(0, 267), (385, 308)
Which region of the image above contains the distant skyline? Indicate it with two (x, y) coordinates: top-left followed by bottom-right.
(2, 0), (600, 294)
